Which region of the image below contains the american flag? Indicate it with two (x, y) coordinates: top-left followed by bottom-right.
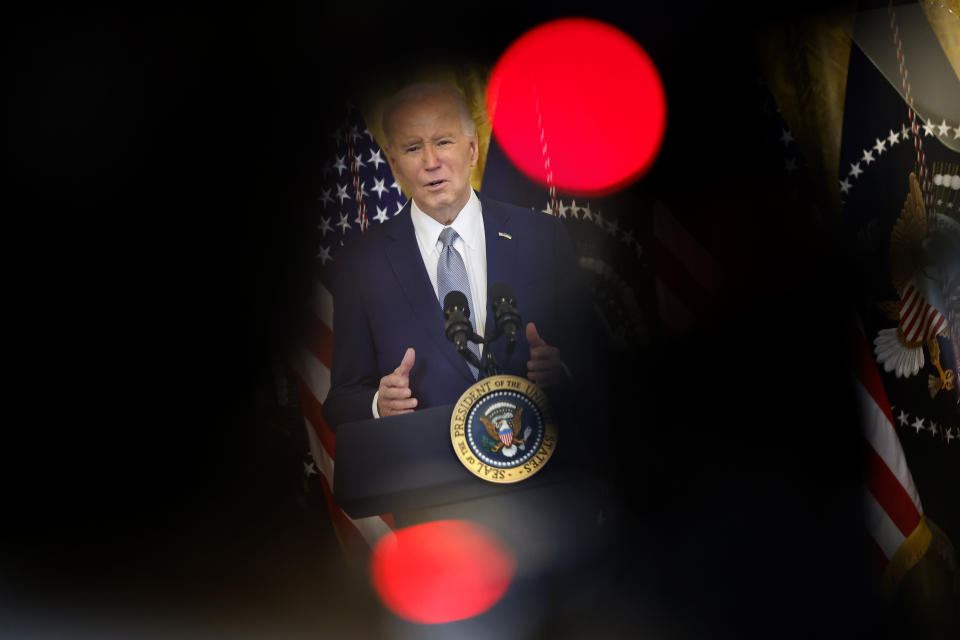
(290, 107), (405, 553)
(854, 324), (928, 588)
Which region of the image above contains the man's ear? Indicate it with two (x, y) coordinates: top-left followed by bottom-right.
(469, 133), (479, 168)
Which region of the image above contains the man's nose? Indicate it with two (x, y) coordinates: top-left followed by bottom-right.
(422, 145), (440, 168)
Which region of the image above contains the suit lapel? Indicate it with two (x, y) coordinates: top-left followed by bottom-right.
(384, 202), (475, 383)
(481, 195), (520, 340)
(480, 194), (530, 380)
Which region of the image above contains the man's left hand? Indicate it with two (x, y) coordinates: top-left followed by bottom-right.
(525, 322), (567, 389)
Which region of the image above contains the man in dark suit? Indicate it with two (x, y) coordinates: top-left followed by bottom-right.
(322, 83), (589, 429)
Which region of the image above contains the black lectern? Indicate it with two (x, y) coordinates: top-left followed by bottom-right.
(333, 403), (560, 519)
(333, 400), (613, 617)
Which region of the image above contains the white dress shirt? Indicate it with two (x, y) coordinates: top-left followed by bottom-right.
(410, 189), (487, 334)
(373, 190), (487, 417)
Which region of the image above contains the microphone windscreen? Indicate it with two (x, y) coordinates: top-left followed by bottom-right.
(488, 282), (516, 305)
(443, 290), (470, 317)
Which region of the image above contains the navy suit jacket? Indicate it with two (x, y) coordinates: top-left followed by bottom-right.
(322, 192), (591, 430)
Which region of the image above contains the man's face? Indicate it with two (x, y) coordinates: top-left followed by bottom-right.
(384, 93), (478, 224)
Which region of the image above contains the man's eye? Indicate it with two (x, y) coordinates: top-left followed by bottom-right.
(437, 140), (452, 146)
(405, 145), (420, 153)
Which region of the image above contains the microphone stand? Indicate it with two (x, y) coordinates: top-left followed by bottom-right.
(457, 324), (513, 379)
(444, 287), (520, 379)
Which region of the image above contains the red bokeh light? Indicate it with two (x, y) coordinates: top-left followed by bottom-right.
(486, 18), (667, 197)
(369, 520), (516, 624)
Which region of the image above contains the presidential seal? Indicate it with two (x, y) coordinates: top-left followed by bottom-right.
(450, 375), (558, 483)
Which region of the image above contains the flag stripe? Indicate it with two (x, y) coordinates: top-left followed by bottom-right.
(317, 470), (374, 555)
(305, 312), (335, 370)
(305, 416), (335, 490)
(903, 301), (928, 341)
(306, 418), (392, 550)
(853, 324), (924, 572)
(353, 509), (394, 546)
(919, 306), (940, 341)
(314, 281), (334, 330)
(915, 306), (935, 341)
(853, 332), (920, 511)
(295, 373), (336, 459)
(854, 334), (896, 427)
(865, 443), (922, 537)
(927, 307), (945, 340)
(864, 487), (907, 560)
(924, 305), (938, 334)
(857, 379), (922, 513)
(868, 536), (889, 573)
(931, 314), (945, 337)
(900, 285), (918, 319)
(902, 298), (925, 339)
(290, 344), (331, 405)
(916, 303), (934, 335)
(901, 304), (920, 339)
(898, 284), (946, 344)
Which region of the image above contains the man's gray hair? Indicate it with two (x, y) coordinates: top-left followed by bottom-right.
(381, 82), (477, 146)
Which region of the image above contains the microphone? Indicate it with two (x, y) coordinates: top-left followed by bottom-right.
(489, 282), (521, 354)
(442, 291), (473, 353)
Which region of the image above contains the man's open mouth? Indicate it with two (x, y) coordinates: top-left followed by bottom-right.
(425, 180), (446, 188)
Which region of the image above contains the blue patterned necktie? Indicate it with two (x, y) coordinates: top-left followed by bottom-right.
(437, 227), (480, 379)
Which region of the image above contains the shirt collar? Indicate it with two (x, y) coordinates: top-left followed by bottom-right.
(411, 189), (483, 252)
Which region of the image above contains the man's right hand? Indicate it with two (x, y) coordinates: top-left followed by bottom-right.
(377, 347), (418, 418)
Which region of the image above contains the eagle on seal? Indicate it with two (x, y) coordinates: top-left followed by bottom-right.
(479, 407), (524, 452)
(873, 173), (956, 398)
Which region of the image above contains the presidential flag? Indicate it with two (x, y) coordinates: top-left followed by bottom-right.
(838, 11), (959, 593)
(761, 2), (960, 615)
